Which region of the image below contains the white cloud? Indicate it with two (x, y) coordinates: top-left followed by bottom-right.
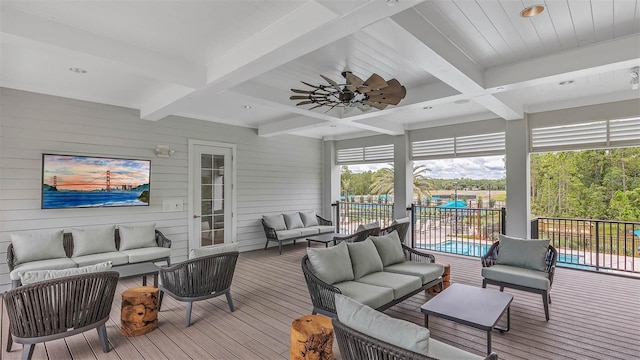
(345, 156), (505, 179)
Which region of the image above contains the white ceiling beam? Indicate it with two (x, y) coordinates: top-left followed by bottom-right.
(0, 7), (204, 89)
(140, 0), (425, 121)
(258, 116), (327, 137)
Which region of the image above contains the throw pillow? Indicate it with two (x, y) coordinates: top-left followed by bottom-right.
(307, 241), (354, 285)
(346, 239), (384, 279)
(10, 229), (67, 265)
(496, 234), (550, 272)
(356, 221), (379, 232)
(262, 214), (287, 231)
(20, 261), (113, 285)
(283, 212), (304, 230)
(71, 225), (117, 257)
(335, 293), (430, 355)
(189, 242), (239, 259)
(118, 224), (157, 251)
(391, 217), (410, 225)
(370, 231), (406, 267)
(299, 211), (319, 227)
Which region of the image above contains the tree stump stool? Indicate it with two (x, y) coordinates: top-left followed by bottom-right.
(290, 315), (334, 360)
(121, 286), (159, 336)
(427, 263), (451, 296)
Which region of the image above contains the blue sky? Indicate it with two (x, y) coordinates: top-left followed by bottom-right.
(348, 155), (505, 180)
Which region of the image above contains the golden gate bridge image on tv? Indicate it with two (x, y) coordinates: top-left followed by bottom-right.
(43, 170), (149, 209)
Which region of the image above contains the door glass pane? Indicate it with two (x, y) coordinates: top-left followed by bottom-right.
(213, 214), (224, 230)
(201, 170), (213, 185)
(201, 216), (212, 247)
(201, 200), (212, 216)
(213, 230), (224, 245)
(201, 154), (212, 169)
(201, 185), (212, 200)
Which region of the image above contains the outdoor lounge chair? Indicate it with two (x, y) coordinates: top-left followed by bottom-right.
(481, 235), (557, 320)
(380, 218), (410, 244)
(4, 271), (119, 360)
(338, 226), (381, 243)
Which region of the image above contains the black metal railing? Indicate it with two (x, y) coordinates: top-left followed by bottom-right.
(333, 201), (395, 234)
(411, 204), (505, 256)
(532, 217), (640, 274)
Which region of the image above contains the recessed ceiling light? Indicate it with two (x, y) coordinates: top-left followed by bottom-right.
(386, 0), (398, 6)
(423, 106), (433, 110)
(69, 67), (87, 74)
(520, 5), (545, 17)
(329, 124), (338, 128)
(242, 105), (252, 109)
(559, 80), (574, 86)
(454, 99), (470, 105)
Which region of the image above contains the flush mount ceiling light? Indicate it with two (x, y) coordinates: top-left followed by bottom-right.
(520, 5), (545, 17)
(290, 71), (407, 112)
(69, 67), (87, 73)
(630, 66), (639, 90)
(242, 105), (252, 109)
(559, 80), (575, 86)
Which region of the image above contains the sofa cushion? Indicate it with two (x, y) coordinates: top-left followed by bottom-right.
(71, 225), (117, 257)
(356, 272), (422, 299)
(482, 264), (550, 290)
(370, 231), (405, 266)
(391, 217), (410, 225)
(20, 261), (113, 285)
(263, 214), (287, 231)
(428, 339), (484, 360)
(333, 281), (394, 310)
(119, 224), (157, 251)
(299, 227), (320, 237)
(284, 212), (304, 230)
(384, 262), (444, 285)
(300, 211), (319, 227)
(356, 221), (379, 232)
(346, 239), (383, 279)
(10, 258), (78, 281)
(306, 225), (335, 234)
(335, 294), (430, 355)
(10, 230), (67, 266)
(275, 229), (302, 240)
(189, 242), (238, 259)
(122, 247), (172, 263)
(496, 235), (550, 271)
(307, 241), (354, 285)
(72, 251), (129, 267)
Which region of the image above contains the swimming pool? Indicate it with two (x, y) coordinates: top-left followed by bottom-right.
(422, 241), (589, 269)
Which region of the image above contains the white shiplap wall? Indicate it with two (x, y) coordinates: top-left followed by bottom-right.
(0, 88), (323, 291)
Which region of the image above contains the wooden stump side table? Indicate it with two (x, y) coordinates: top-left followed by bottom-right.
(290, 314), (334, 360)
(427, 263), (451, 296)
(121, 286), (159, 336)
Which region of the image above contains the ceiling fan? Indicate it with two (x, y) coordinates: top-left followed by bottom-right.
(290, 71), (407, 112)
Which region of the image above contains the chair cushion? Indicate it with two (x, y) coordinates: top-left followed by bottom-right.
(496, 235), (550, 271)
(391, 217), (410, 225)
(10, 257), (78, 280)
(369, 231), (405, 266)
(71, 225), (117, 257)
(119, 224), (157, 251)
(356, 272), (422, 299)
(333, 281), (395, 310)
(72, 251), (129, 267)
(384, 262), (444, 285)
(347, 239), (384, 279)
(122, 247), (172, 263)
(20, 261), (112, 285)
(275, 229), (302, 240)
(482, 264), (550, 290)
(428, 339), (484, 360)
(299, 227), (320, 236)
(284, 212), (304, 230)
(306, 225), (335, 234)
(335, 293), (430, 355)
(10, 230), (67, 265)
(263, 214), (287, 231)
(307, 241), (354, 285)
(189, 242), (238, 259)
(300, 211), (319, 227)
(357, 221), (380, 232)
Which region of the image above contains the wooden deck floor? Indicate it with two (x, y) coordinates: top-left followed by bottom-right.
(2, 242), (639, 360)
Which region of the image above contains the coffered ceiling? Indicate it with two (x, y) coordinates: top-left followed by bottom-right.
(1, 0), (639, 140)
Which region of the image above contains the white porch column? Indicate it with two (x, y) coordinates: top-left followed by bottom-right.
(505, 116), (530, 237)
(322, 140), (340, 222)
(393, 132), (412, 220)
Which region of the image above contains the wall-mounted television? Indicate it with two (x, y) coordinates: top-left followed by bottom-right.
(42, 154), (150, 209)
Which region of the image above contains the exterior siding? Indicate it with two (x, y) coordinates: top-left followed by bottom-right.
(0, 88), (323, 291)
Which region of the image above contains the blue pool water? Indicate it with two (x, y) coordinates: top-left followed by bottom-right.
(423, 241), (590, 269)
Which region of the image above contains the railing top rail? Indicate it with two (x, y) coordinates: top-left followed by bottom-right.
(533, 217), (640, 226)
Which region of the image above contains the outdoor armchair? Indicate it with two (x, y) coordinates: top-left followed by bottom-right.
(380, 220), (410, 244)
(338, 226), (381, 243)
(158, 251), (239, 327)
(4, 271), (119, 360)
(481, 235), (557, 320)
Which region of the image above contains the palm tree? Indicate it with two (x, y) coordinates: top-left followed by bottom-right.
(341, 165), (352, 202)
(370, 164), (433, 202)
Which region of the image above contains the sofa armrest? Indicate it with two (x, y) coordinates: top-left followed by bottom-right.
(261, 219), (279, 240)
(316, 215), (332, 226)
(401, 244), (435, 263)
(155, 230), (172, 248)
(6, 243), (16, 272)
(301, 255), (341, 316)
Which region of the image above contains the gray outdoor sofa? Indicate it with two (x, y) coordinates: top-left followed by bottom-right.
(262, 211), (335, 254)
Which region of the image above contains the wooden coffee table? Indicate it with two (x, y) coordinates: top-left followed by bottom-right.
(306, 233), (349, 247)
(113, 262), (160, 287)
(420, 283), (513, 355)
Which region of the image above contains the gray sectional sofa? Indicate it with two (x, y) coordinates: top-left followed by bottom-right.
(301, 230), (444, 316)
(262, 211), (335, 254)
(7, 224), (172, 288)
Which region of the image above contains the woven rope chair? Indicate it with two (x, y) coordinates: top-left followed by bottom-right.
(4, 271), (119, 360)
(338, 226), (381, 243)
(159, 251), (239, 327)
(380, 221), (410, 243)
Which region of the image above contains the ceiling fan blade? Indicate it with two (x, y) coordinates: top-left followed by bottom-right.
(320, 74), (343, 93)
(387, 78), (402, 87)
(361, 73), (388, 92)
(367, 94), (404, 105)
(308, 104), (325, 110)
(291, 88), (316, 94)
(290, 95), (324, 100)
(365, 101), (388, 110)
(343, 71), (365, 92)
(367, 85), (406, 97)
(300, 81), (327, 90)
(296, 100), (314, 106)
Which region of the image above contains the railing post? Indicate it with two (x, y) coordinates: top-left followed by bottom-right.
(408, 204), (415, 248)
(595, 220), (600, 271)
(500, 207), (506, 235)
(531, 218), (539, 239)
(333, 201), (340, 233)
